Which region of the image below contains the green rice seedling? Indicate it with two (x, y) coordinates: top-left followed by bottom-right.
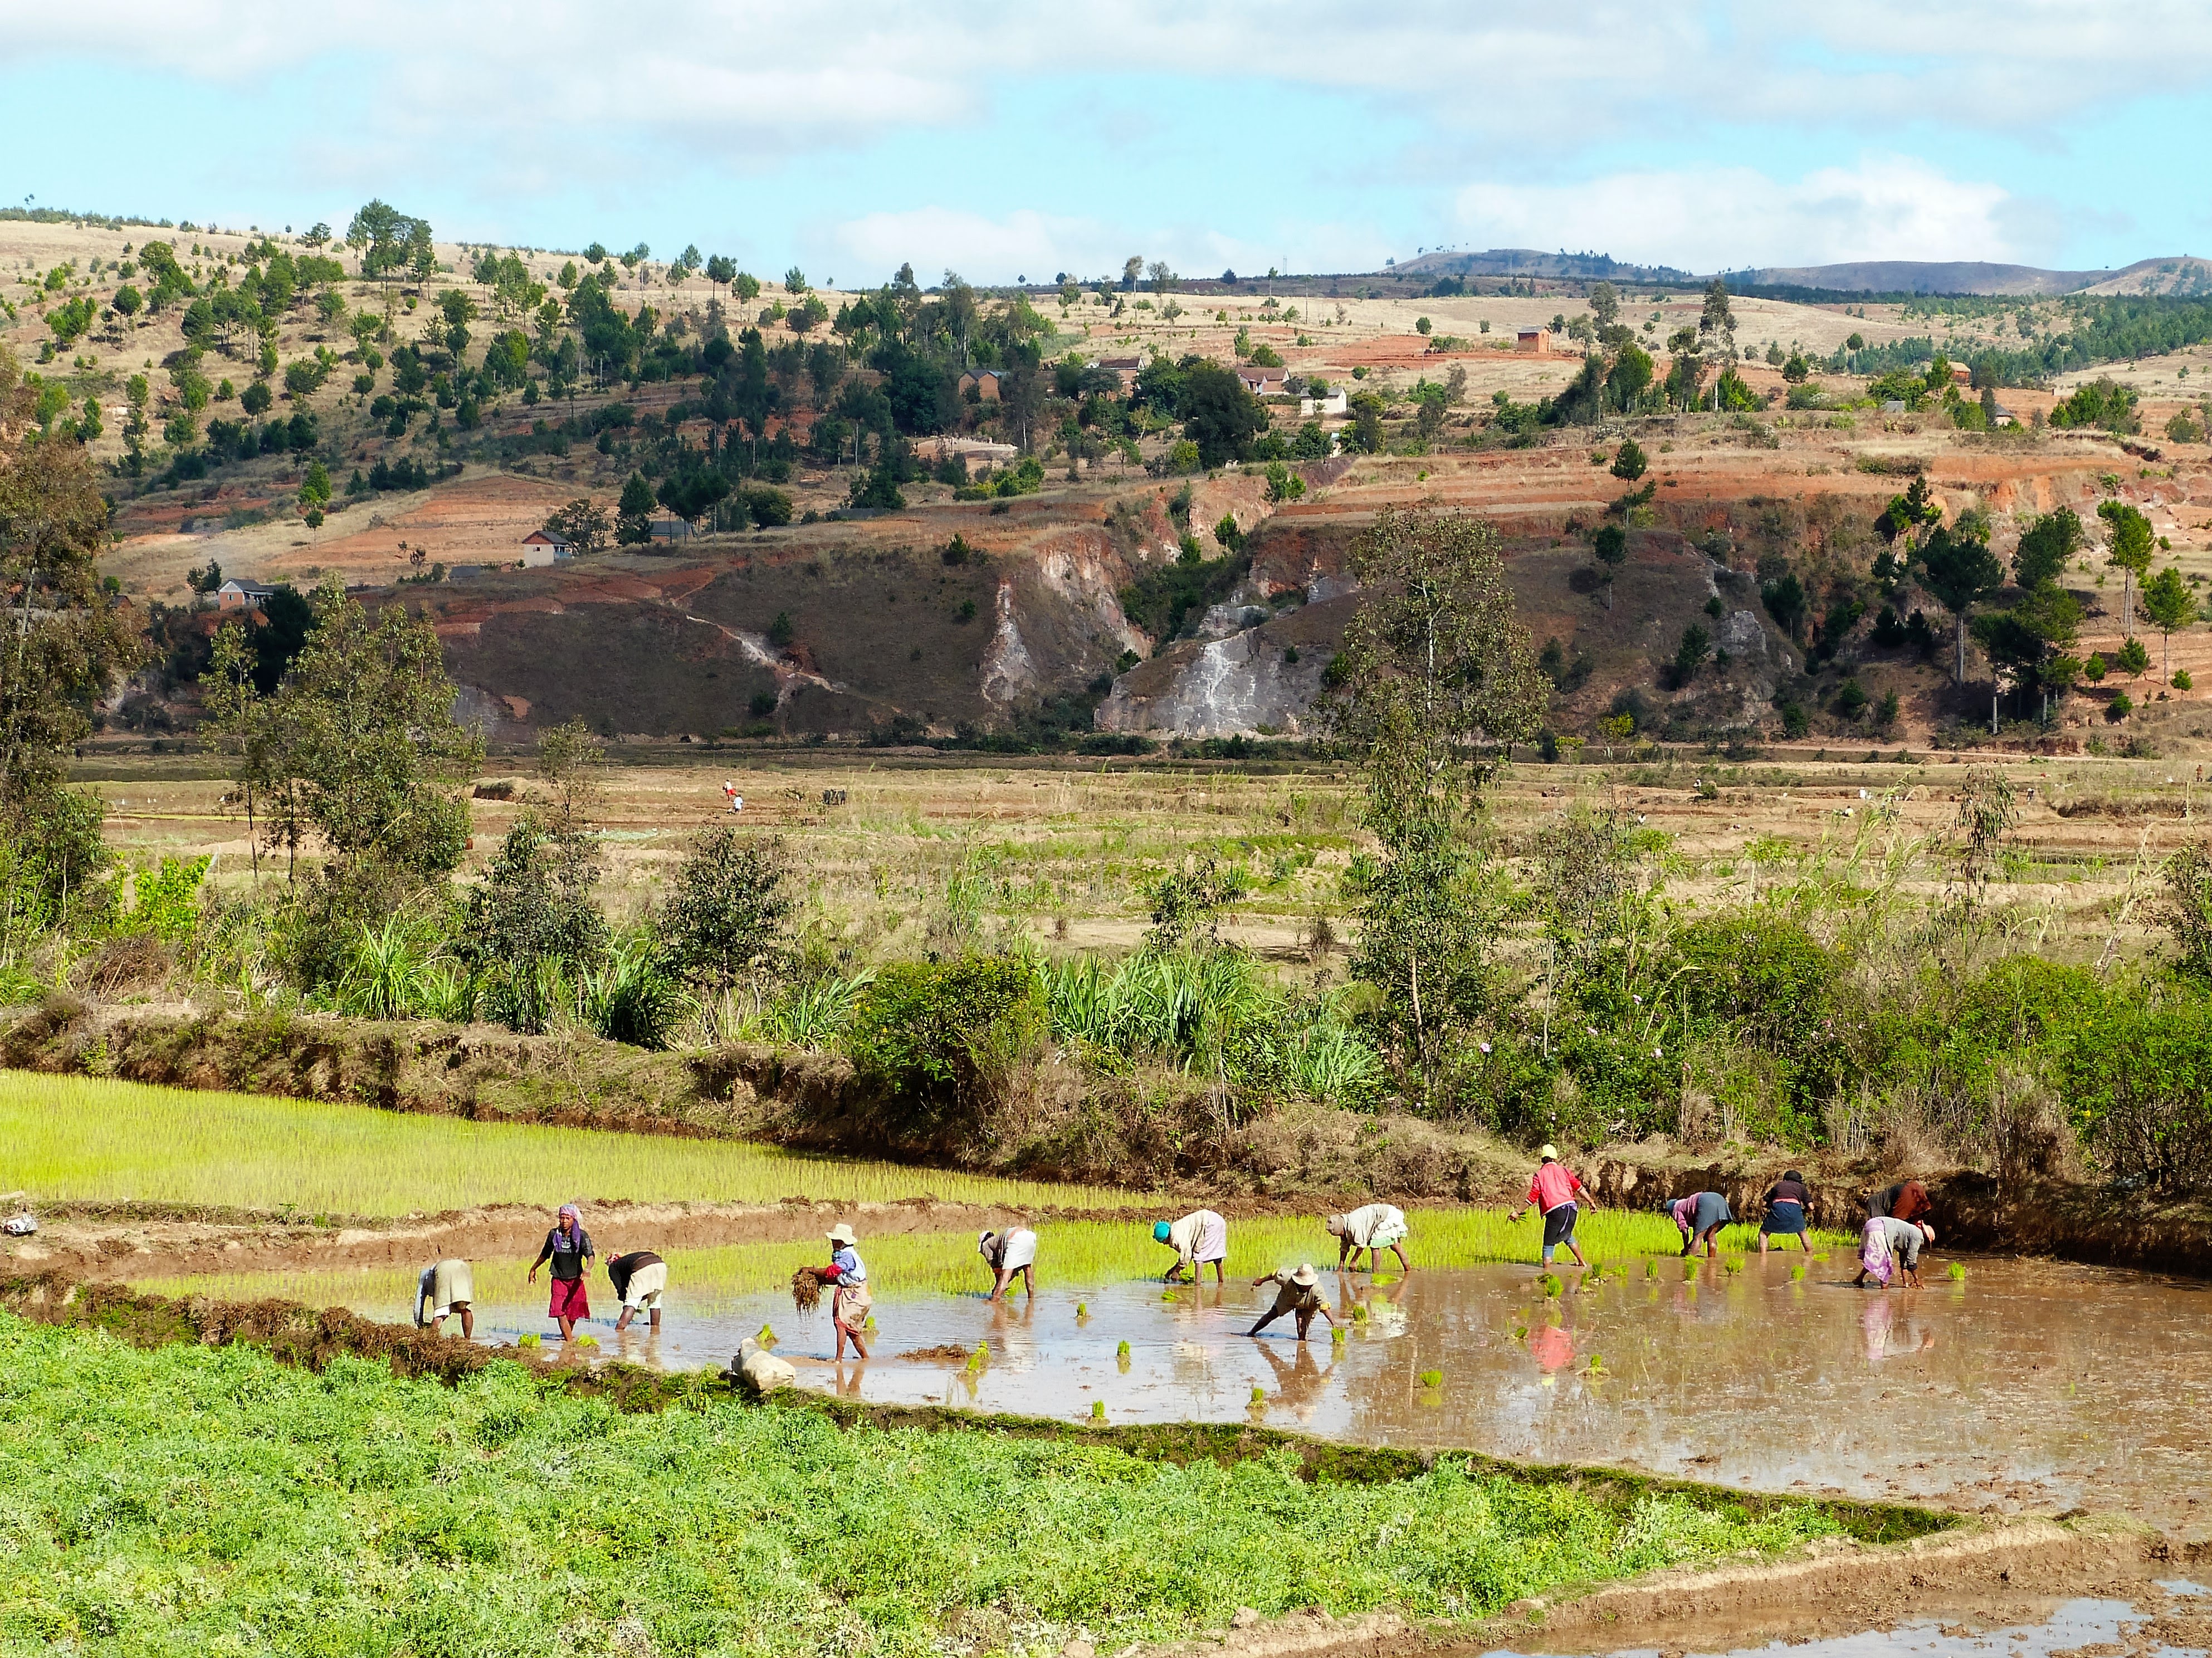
(1947, 1262), (1966, 1281)
(1076, 1301), (1088, 1318)
(1540, 1273), (1561, 1298)
(1789, 1263), (1808, 1282)
(1090, 1398), (1105, 1420)
(1331, 1326), (1346, 1346)
(1371, 1273), (1399, 1287)
(1250, 1386), (1266, 1403)
(1418, 1370), (1442, 1388)
(1584, 1354), (1606, 1376)
(966, 1343), (989, 1372)
(757, 1324), (775, 1346)
(1115, 1339), (1131, 1358)
(1644, 1258), (1660, 1279)
(1723, 1255), (1744, 1275)
(863, 1315), (877, 1332)
(3, 1073), (1140, 1218)
(1350, 1302), (1369, 1322)
(517, 1333), (540, 1349)
(1684, 1259), (1700, 1282)
(577, 1335), (599, 1349)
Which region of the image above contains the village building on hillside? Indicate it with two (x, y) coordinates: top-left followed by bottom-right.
(915, 434), (1020, 477)
(1516, 329), (1546, 354)
(1300, 388), (1349, 418)
(214, 578), (275, 610)
(1236, 369), (1288, 397)
(1090, 355), (1142, 393)
(959, 368), (1004, 401)
(520, 530), (574, 568)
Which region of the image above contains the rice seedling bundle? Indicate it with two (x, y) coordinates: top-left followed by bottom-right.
(1947, 1261), (1966, 1281)
(790, 1269), (825, 1312)
(1418, 1370), (1442, 1388)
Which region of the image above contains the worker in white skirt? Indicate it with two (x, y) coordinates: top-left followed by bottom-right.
(976, 1226), (1038, 1301)
(414, 1258), (475, 1338)
(1325, 1204), (1412, 1274)
(609, 1250), (668, 1333)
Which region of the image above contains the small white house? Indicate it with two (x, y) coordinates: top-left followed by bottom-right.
(521, 530), (574, 568)
(1299, 389), (1349, 418)
(214, 578), (275, 610)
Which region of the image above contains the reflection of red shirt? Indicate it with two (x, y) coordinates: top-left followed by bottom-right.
(1529, 1163), (1585, 1212)
(1529, 1324), (1576, 1372)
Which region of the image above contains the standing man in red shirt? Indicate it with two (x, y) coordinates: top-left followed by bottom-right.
(1508, 1144), (1595, 1269)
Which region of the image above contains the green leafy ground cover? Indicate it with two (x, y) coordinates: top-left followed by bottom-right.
(0, 1313), (1850, 1656)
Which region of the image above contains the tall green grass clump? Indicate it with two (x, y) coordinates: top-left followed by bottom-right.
(0, 1314), (1847, 1654)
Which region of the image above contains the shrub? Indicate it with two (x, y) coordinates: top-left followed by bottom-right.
(848, 955), (1047, 1131)
(2051, 994), (2212, 1192)
(656, 829), (793, 994)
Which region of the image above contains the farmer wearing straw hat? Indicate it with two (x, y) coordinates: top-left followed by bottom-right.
(1508, 1146), (1594, 1269)
(528, 1204), (595, 1341)
(1153, 1209), (1229, 1284)
(1326, 1203), (1411, 1274)
(816, 1222), (872, 1360)
(1246, 1263), (1334, 1341)
(976, 1226), (1038, 1301)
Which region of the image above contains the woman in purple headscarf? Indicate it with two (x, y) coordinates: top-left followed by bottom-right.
(529, 1203), (595, 1339)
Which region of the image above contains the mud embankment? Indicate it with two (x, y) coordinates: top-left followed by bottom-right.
(8, 999), (2211, 1279)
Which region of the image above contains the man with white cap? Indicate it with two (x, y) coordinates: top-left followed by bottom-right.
(1246, 1263), (1334, 1341)
(976, 1225), (1038, 1301)
(1325, 1204), (1410, 1274)
(816, 1222), (871, 1361)
(1507, 1145), (1595, 1270)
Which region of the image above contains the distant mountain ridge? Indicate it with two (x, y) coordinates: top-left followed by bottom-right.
(1393, 248), (2212, 297)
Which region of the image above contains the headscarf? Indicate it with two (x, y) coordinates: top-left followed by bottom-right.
(558, 1203), (580, 1234)
(1153, 1220), (1172, 1243)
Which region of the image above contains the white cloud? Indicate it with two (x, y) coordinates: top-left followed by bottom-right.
(1456, 156), (2021, 273)
(17, 1), (2212, 153)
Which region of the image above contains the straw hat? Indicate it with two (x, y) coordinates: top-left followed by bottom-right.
(826, 1223), (857, 1247)
(1539, 1143), (1559, 1161)
(1291, 1263), (1320, 1287)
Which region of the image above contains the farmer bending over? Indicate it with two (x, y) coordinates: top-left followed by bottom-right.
(1154, 1209), (1228, 1285)
(528, 1204), (594, 1341)
(1667, 1191), (1734, 1259)
(1326, 1203), (1411, 1274)
(976, 1226), (1038, 1301)
(608, 1250), (667, 1333)
(414, 1258), (474, 1338)
(1508, 1146), (1594, 1269)
(1759, 1170), (1815, 1255)
(1854, 1217), (1935, 1289)
(1247, 1263), (1334, 1342)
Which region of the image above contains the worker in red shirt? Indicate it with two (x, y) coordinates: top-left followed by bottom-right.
(1508, 1144), (1595, 1269)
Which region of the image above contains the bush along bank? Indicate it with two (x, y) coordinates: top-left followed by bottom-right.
(0, 1273), (1944, 1657)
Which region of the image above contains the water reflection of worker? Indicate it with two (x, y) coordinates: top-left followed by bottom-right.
(1247, 1263), (1334, 1341)
(1759, 1171), (1815, 1256)
(977, 1226), (1038, 1301)
(1507, 1145), (1595, 1269)
(1326, 1204), (1411, 1274)
(1154, 1210), (1228, 1285)
(1666, 1191), (1733, 1259)
(1527, 1322), (1576, 1373)
(1255, 1339), (1333, 1422)
(1861, 1294), (1938, 1363)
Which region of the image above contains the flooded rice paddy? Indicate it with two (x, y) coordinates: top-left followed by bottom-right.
(139, 1250), (2212, 1541)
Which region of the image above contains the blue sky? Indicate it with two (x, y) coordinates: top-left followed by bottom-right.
(7, 1), (2211, 283)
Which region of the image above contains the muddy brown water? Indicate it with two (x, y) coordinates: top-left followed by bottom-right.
(137, 1253), (2212, 1543)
